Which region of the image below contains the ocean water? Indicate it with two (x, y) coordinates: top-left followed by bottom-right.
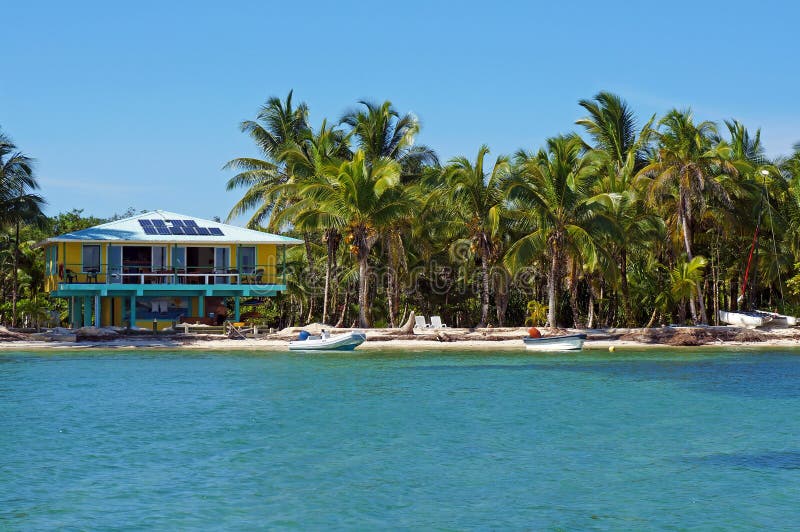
(1, 348), (799, 530)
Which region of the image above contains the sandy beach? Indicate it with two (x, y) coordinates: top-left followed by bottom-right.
(2, 325), (800, 351)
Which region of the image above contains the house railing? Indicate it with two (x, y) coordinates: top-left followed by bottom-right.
(52, 264), (283, 286)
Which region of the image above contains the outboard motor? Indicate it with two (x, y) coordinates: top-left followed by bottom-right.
(297, 330), (310, 341)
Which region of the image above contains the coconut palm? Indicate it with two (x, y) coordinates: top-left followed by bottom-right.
(341, 100), (438, 325)
(670, 256), (708, 323)
(444, 145), (509, 327)
(340, 100), (438, 178)
(577, 92), (659, 326)
(639, 109), (737, 323)
(276, 120), (352, 324)
(0, 132), (45, 327)
(224, 90), (310, 229)
(293, 151), (415, 327)
(505, 134), (610, 328)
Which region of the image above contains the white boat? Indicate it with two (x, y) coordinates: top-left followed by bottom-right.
(523, 333), (586, 352)
(288, 330), (367, 352)
(756, 310), (798, 327)
(718, 310), (773, 329)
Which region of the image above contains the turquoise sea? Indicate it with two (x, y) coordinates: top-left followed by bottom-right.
(2, 348), (799, 530)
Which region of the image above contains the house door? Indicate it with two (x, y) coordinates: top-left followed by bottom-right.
(214, 247), (230, 284)
(108, 246), (122, 284)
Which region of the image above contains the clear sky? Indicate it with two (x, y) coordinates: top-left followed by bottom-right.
(3, 0), (798, 221)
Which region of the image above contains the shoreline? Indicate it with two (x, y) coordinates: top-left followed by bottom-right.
(1, 325), (800, 351)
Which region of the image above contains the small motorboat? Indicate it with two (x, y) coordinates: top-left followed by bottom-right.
(288, 330), (367, 352)
(523, 333), (587, 352)
(718, 310), (773, 329)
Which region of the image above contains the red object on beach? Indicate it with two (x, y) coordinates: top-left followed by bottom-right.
(528, 327), (541, 338)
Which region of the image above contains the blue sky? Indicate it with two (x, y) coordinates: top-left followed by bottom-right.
(2, 0), (798, 221)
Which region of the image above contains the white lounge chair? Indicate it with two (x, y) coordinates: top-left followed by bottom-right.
(414, 316), (430, 329)
(430, 316), (447, 328)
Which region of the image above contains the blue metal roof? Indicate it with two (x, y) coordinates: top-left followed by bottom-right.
(43, 210), (303, 245)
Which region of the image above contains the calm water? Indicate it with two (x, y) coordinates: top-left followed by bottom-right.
(2, 348), (799, 530)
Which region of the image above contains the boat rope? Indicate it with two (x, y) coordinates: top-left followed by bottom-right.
(740, 205), (762, 303)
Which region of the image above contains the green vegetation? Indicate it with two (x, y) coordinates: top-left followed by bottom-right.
(3, 91), (800, 330)
(226, 91), (800, 328)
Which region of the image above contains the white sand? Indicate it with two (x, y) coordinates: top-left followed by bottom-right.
(1, 326), (800, 351)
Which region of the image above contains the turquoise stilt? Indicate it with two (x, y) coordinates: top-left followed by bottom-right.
(69, 297), (78, 328)
(94, 296), (100, 327)
(234, 296), (240, 322)
(83, 297), (92, 328)
(130, 295), (136, 328)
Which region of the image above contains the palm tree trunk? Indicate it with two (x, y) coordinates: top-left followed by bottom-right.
(358, 254), (370, 328)
(679, 212), (699, 323)
(386, 238), (397, 328)
(335, 286), (350, 328)
(547, 247), (559, 328)
(303, 232), (316, 324)
(479, 253), (489, 327)
(679, 199), (707, 323)
(568, 260), (582, 328)
(620, 247), (634, 327)
(494, 269), (509, 327)
(322, 229), (339, 325)
(12, 221), (20, 328)
(322, 251), (332, 325)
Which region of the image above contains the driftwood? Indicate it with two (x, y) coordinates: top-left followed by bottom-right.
(0, 326), (29, 341)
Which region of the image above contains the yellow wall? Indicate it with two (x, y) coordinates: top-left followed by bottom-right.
(44, 241), (284, 293)
(257, 244), (278, 283)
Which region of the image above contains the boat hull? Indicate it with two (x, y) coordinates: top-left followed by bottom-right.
(756, 310), (797, 327)
(289, 331), (367, 352)
(718, 310), (772, 329)
(523, 333), (586, 352)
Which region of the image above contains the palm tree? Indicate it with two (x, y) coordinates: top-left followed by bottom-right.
(0, 131), (45, 327)
(340, 100), (438, 179)
(445, 145), (509, 327)
(276, 120), (351, 324)
(505, 134), (609, 328)
(639, 109), (737, 323)
(670, 256), (708, 323)
(293, 151), (414, 327)
(576, 92), (659, 326)
(224, 90), (310, 229)
(341, 100), (438, 325)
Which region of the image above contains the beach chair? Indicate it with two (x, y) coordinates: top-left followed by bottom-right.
(414, 315), (430, 329)
(226, 321), (251, 339)
(430, 315), (448, 328)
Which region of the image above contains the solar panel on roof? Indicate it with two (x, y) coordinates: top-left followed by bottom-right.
(196, 227), (210, 235)
(152, 219), (167, 227)
(143, 226), (158, 235)
(184, 220), (199, 228)
(170, 226), (185, 235)
(156, 227), (171, 235)
(209, 228), (224, 236)
(170, 220), (184, 227)
(183, 226), (198, 235)
(139, 219), (154, 227)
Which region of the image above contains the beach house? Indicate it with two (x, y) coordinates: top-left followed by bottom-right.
(38, 210), (301, 329)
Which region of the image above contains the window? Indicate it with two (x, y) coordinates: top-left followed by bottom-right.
(82, 245), (101, 272)
(46, 246), (57, 275)
(152, 246), (167, 271)
(172, 247), (186, 271)
(239, 247), (256, 274)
